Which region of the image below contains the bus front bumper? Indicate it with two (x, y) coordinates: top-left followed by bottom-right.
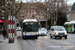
(22, 35), (39, 38)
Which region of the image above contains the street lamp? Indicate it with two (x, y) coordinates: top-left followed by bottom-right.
(29, 1), (33, 19)
(46, 8), (49, 29)
(54, 0), (61, 25)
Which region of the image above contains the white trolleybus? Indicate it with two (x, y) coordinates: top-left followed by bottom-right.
(22, 19), (39, 39)
(64, 21), (75, 33)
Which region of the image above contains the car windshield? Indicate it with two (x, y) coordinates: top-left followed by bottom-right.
(16, 27), (21, 29)
(41, 28), (46, 30)
(54, 26), (65, 31)
(39, 29), (45, 32)
(41, 28), (47, 30)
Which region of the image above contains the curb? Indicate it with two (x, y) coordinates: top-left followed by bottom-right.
(15, 36), (22, 50)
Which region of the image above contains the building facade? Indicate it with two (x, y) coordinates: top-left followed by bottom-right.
(17, 2), (49, 27)
(71, 3), (75, 21)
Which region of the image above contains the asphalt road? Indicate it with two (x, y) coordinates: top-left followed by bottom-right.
(17, 31), (75, 50)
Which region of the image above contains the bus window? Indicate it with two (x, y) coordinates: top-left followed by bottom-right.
(23, 22), (38, 32)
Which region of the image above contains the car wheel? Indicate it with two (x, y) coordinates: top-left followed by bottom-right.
(45, 34), (47, 36)
(60, 37), (62, 39)
(65, 36), (67, 39)
(51, 36), (52, 39)
(50, 34), (52, 39)
(54, 36), (56, 39)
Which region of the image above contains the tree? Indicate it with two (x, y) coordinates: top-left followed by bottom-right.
(47, 18), (51, 26)
(0, 0), (5, 17)
(57, 16), (67, 26)
(0, 0), (22, 37)
(45, 0), (68, 26)
(57, 10), (67, 26)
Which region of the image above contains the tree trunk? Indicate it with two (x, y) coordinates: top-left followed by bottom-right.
(4, 7), (8, 38)
(4, 16), (8, 38)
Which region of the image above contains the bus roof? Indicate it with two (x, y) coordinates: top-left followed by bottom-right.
(64, 21), (75, 25)
(51, 26), (64, 28)
(70, 21), (75, 23)
(23, 19), (38, 23)
(64, 22), (70, 25)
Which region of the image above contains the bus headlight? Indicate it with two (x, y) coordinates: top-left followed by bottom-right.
(23, 33), (26, 35)
(36, 33), (39, 35)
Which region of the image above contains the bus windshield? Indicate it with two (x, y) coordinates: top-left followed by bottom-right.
(23, 22), (38, 32)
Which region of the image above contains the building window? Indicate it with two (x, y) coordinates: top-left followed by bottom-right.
(26, 10), (28, 12)
(22, 16), (24, 18)
(36, 17), (37, 19)
(32, 10), (34, 12)
(39, 17), (40, 19)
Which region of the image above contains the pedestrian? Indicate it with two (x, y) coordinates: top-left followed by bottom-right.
(2, 29), (7, 40)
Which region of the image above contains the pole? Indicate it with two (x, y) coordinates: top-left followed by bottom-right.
(12, 0), (16, 43)
(51, 15), (53, 26)
(12, 16), (15, 42)
(46, 11), (47, 29)
(8, 15), (13, 43)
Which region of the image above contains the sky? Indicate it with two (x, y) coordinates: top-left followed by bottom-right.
(17, 0), (75, 5)
(67, 0), (75, 5)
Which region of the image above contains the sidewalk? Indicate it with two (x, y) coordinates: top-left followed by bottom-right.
(0, 34), (21, 50)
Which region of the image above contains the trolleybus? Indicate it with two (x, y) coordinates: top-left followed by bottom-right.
(64, 21), (75, 33)
(22, 19), (39, 39)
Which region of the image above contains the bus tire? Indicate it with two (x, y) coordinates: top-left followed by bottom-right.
(22, 36), (25, 39)
(36, 37), (38, 39)
(34, 37), (37, 39)
(22, 37), (24, 39)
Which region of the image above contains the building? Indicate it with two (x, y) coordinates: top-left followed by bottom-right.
(17, 2), (49, 27)
(71, 2), (75, 21)
(66, 5), (72, 21)
(17, 0), (68, 27)
(66, 2), (75, 21)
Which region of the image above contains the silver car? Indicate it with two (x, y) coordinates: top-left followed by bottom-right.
(38, 29), (47, 36)
(40, 28), (48, 33)
(16, 27), (22, 31)
(50, 26), (67, 39)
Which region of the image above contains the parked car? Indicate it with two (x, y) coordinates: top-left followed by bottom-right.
(16, 27), (22, 31)
(38, 28), (47, 36)
(50, 26), (67, 39)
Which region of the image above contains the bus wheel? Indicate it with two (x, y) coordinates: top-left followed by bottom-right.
(35, 37), (37, 39)
(22, 36), (25, 39)
(22, 37), (24, 39)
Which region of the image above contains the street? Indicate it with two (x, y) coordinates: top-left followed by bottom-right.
(17, 31), (75, 50)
